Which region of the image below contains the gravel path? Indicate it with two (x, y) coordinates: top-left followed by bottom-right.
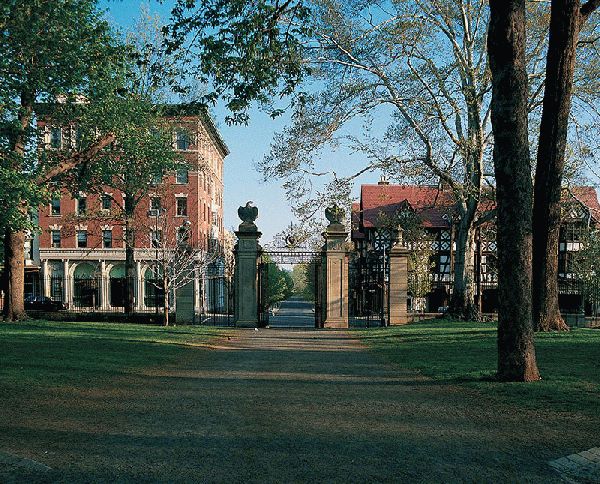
(3, 328), (594, 482)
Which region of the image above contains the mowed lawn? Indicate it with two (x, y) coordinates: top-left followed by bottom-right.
(1, 319), (598, 482)
(0, 320), (227, 481)
(361, 320), (600, 416)
(0, 320), (224, 390)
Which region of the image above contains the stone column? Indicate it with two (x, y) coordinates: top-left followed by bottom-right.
(100, 261), (109, 310)
(136, 261), (144, 311)
(63, 260), (72, 308)
(41, 260), (50, 297)
(322, 206), (349, 328)
(194, 274), (201, 316)
(389, 235), (410, 325)
(233, 202), (261, 328)
(176, 281), (195, 324)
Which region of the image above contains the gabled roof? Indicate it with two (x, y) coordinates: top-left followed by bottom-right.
(569, 186), (600, 222)
(355, 183), (600, 231)
(360, 184), (454, 229)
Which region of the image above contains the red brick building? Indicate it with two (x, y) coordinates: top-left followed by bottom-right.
(31, 105), (228, 311)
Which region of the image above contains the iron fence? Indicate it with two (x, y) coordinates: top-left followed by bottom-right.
(197, 275), (234, 326)
(12, 275), (234, 324)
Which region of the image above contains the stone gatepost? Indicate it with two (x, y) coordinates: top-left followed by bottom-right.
(176, 281), (195, 324)
(233, 202), (261, 328)
(389, 231), (410, 325)
(321, 205), (349, 328)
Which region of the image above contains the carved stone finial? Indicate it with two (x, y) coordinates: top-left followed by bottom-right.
(395, 225), (405, 247)
(238, 201), (258, 223)
(325, 204), (345, 226)
(237, 201), (259, 232)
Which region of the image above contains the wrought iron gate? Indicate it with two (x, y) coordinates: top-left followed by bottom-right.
(256, 251), (322, 328)
(257, 260), (269, 327)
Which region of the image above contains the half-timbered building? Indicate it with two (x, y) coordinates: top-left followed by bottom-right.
(351, 179), (600, 315)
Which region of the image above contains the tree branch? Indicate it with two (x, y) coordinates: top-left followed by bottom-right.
(581, 0), (600, 20)
(36, 133), (115, 184)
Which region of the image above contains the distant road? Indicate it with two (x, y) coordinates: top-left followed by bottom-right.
(268, 296), (315, 328)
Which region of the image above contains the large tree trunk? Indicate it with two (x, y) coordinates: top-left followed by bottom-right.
(488, 0), (541, 382)
(3, 230), (27, 321)
(124, 197), (136, 315)
(449, 216), (479, 320)
(3, 92), (34, 322)
(533, 0), (587, 332)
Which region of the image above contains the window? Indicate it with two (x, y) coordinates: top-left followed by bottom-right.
(150, 197), (161, 211)
(102, 194), (111, 210)
(76, 197), (87, 215)
(50, 127), (62, 148)
(50, 199), (61, 216)
(51, 230), (61, 248)
(77, 230), (87, 248)
(102, 230), (112, 248)
(176, 130), (190, 150)
(176, 169), (189, 184)
(176, 197), (188, 216)
(74, 127), (83, 149)
(151, 229), (162, 248)
(439, 255), (450, 273)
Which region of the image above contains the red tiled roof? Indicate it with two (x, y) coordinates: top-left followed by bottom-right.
(360, 184), (454, 229)
(355, 183), (600, 230)
(570, 186), (600, 221)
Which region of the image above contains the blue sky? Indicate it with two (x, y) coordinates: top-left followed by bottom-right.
(99, 0), (378, 243)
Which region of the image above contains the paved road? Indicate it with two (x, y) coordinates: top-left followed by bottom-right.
(268, 296), (315, 328)
(3, 328), (582, 482)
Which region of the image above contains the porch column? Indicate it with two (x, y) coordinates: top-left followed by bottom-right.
(63, 260), (72, 308)
(322, 205), (349, 328)
(389, 233), (410, 325)
(194, 274), (201, 315)
(100, 261), (109, 310)
(136, 261), (144, 311)
(41, 260), (50, 297)
(233, 202), (261, 328)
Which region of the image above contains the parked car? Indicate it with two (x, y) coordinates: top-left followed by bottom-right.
(24, 295), (67, 311)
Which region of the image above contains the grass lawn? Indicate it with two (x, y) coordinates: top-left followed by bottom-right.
(361, 320), (600, 416)
(0, 320), (597, 481)
(0, 320), (226, 390)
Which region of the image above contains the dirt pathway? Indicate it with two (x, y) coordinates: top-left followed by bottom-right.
(3, 328), (592, 482)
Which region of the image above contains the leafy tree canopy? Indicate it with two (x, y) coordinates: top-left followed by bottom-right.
(165, 0), (312, 124)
